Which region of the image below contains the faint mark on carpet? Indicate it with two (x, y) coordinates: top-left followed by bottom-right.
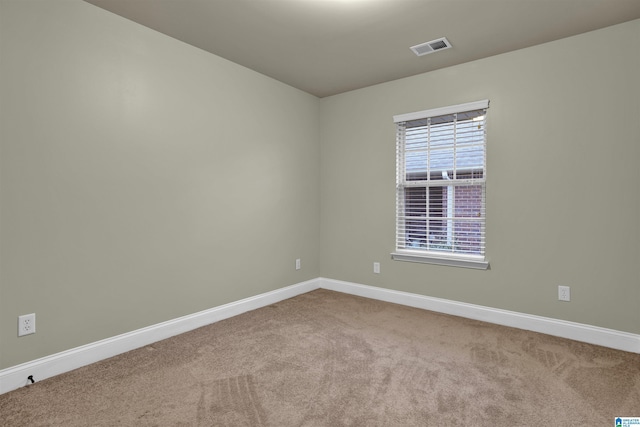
(469, 344), (508, 366)
(520, 338), (640, 416)
(436, 392), (470, 422)
(484, 404), (505, 418)
(503, 391), (523, 403)
(197, 375), (267, 427)
(564, 358), (640, 416)
(521, 340), (573, 374)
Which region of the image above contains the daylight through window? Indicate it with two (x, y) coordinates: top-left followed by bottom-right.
(392, 100), (489, 269)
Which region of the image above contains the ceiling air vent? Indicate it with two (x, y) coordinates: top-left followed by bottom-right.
(410, 37), (452, 56)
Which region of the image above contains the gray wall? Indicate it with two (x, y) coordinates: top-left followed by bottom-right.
(0, 0), (320, 369)
(1, 0), (638, 371)
(319, 19), (640, 335)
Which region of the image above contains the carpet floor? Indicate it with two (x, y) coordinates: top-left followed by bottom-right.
(1, 289), (639, 426)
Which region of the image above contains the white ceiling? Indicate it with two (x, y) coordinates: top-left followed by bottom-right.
(84, 0), (640, 98)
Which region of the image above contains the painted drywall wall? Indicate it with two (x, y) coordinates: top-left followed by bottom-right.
(1, 0), (638, 374)
(0, 0), (320, 369)
(319, 19), (640, 334)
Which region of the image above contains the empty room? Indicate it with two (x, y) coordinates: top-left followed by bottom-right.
(1, 0), (639, 425)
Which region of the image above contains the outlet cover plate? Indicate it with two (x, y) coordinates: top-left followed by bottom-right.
(18, 313), (36, 336)
(558, 286), (571, 302)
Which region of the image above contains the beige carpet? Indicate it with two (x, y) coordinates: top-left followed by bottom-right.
(1, 289), (639, 426)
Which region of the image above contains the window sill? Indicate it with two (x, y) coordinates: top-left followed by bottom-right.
(391, 250), (489, 270)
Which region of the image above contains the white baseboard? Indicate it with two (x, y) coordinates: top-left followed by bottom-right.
(2, 276), (638, 396)
(0, 278), (321, 395)
(319, 277), (640, 354)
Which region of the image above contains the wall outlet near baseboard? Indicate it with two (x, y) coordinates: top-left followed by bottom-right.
(373, 262), (380, 274)
(295, 258), (301, 270)
(558, 286), (570, 302)
(18, 313), (36, 336)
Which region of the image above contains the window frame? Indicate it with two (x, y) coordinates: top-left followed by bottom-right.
(391, 100), (490, 270)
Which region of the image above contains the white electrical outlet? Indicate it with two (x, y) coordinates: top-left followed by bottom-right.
(18, 313), (36, 337)
(295, 258), (301, 270)
(558, 286), (570, 302)
(373, 262), (380, 274)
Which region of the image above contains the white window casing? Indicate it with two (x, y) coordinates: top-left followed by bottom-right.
(392, 100), (490, 269)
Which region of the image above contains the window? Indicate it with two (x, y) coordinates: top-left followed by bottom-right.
(392, 100), (489, 269)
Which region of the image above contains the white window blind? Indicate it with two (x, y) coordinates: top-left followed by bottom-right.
(393, 100), (489, 269)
